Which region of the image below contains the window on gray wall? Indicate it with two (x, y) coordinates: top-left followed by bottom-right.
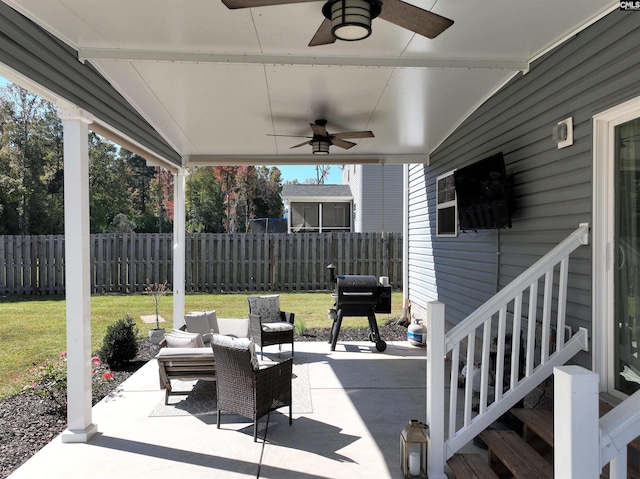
(437, 171), (458, 237)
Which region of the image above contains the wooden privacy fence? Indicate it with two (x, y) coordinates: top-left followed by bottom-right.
(0, 232), (402, 295)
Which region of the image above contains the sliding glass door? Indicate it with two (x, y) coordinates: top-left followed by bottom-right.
(614, 117), (640, 395)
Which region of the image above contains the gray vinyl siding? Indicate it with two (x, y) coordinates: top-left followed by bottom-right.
(345, 165), (364, 231)
(360, 165), (403, 232)
(348, 164), (403, 232)
(408, 10), (640, 343)
(0, 3), (181, 167)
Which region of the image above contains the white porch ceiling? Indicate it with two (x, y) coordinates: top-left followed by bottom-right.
(2, 0), (617, 167)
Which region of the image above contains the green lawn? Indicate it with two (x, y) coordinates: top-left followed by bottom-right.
(0, 291), (403, 399)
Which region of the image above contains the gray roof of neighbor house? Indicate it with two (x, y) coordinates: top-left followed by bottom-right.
(282, 184), (352, 200)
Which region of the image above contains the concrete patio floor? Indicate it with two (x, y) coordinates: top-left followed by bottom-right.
(7, 340), (478, 478)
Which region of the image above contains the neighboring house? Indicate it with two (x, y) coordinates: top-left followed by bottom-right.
(408, 10), (640, 474)
(342, 164), (403, 232)
(281, 184), (353, 233)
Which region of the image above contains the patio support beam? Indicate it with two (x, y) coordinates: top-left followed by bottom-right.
(58, 106), (98, 443)
(172, 167), (187, 329)
(186, 154), (427, 166)
(78, 48), (530, 72)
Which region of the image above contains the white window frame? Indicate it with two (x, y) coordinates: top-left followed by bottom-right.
(436, 170), (458, 237)
(593, 95), (640, 396)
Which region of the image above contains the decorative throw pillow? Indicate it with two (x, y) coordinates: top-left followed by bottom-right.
(167, 329), (205, 348)
(211, 333), (259, 371)
(248, 295), (281, 323)
(184, 312), (212, 342)
(204, 310), (218, 333)
(165, 334), (199, 348)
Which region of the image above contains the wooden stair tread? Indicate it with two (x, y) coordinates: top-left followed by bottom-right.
(448, 454), (499, 479)
(510, 407), (554, 447)
(511, 405), (640, 478)
(480, 430), (553, 479)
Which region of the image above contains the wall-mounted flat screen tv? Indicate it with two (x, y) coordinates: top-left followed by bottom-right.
(453, 152), (512, 230)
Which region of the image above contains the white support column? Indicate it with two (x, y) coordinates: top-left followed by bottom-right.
(285, 200), (292, 234)
(427, 301), (447, 479)
(172, 168), (187, 329)
(401, 164), (410, 321)
(554, 365), (600, 479)
(58, 107), (97, 443)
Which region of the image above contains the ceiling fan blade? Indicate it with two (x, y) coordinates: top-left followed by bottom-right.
(267, 134), (312, 138)
(222, 0), (320, 9)
(378, 0), (454, 39)
(331, 138), (357, 149)
(310, 122), (328, 136)
(290, 140), (312, 148)
(309, 18), (337, 47)
(332, 131), (375, 140)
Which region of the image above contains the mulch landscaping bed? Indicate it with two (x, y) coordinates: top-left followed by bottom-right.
(0, 322), (409, 479)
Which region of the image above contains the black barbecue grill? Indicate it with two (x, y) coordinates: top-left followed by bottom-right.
(327, 265), (391, 352)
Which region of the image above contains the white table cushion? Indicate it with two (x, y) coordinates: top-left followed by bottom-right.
(156, 347), (213, 359)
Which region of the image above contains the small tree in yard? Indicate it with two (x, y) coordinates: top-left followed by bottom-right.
(97, 314), (139, 368)
(145, 279), (168, 330)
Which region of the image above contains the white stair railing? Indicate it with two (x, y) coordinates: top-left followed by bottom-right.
(426, 223), (590, 478)
(554, 365), (640, 479)
(599, 387), (640, 479)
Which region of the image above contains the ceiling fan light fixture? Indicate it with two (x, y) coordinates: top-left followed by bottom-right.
(312, 138), (331, 155)
(323, 0), (381, 41)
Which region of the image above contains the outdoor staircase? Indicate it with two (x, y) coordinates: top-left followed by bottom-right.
(447, 395), (640, 479)
(428, 225), (640, 477)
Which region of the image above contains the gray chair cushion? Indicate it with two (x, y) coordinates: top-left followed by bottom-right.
(211, 333), (259, 371)
(261, 322), (295, 332)
(248, 295), (281, 323)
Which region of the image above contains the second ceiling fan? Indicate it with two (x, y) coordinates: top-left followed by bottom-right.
(221, 0), (454, 47)
(270, 119), (374, 155)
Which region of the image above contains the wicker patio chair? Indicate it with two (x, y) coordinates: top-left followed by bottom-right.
(211, 334), (293, 442)
(247, 295), (295, 359)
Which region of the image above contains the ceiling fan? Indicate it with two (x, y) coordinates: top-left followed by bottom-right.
(221, 0), (454, 47)
(270, 119), (374, 155)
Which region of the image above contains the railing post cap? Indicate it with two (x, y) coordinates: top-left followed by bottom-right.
(578, 223), (590, 245)
(554, 365), (599, 381)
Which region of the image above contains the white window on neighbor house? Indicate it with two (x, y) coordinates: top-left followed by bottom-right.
(289, 202), (351, 232)
(290, 202), (320, 232)
(322, 202), (351, 232)
(436, 171), (458, 237)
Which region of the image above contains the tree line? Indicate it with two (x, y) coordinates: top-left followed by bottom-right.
(0, 82), (293, 235)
